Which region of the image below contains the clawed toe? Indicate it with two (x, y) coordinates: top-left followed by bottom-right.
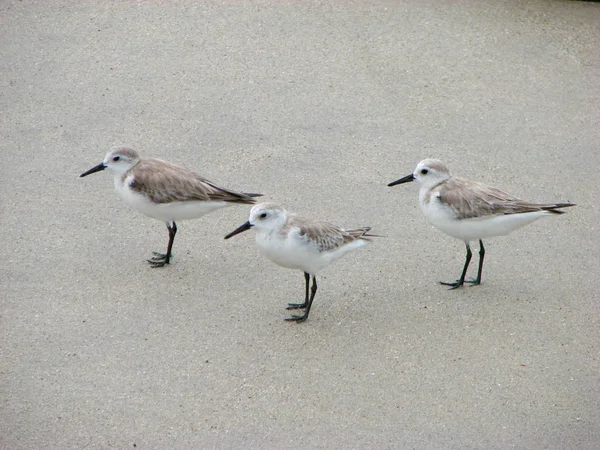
(286, 303), (307, 310)
(147, 252), (170, 267)
(148, 259), (168, 267)
(285, 314), (308, 323)
(439, 280), (463, 290)
(439, 278), (481, 289)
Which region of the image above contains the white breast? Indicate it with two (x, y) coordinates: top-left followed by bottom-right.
(255, 229), (314, 271)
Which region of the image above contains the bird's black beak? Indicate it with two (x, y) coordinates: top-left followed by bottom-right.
(224, 221), (253, 239)
(80, 162), (106, 177)
(388, 173), (415, 187)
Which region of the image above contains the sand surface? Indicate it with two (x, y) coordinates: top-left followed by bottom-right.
(1, 1), (599, 448)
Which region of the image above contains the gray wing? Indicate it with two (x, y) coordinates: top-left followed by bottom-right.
(128, 159), (260, 204)
(438, 177), (573, 219)
(293, 217), (373, 252)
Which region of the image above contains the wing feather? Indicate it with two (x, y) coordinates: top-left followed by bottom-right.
(437, 177), (574, 219)
(128, 159), (259, 204)
(291, 216), (373, 252)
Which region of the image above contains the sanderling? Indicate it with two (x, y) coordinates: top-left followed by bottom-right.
(224, 203), (378, 322)
(80, 146), (262, 267)
(388, 159), (575, 289)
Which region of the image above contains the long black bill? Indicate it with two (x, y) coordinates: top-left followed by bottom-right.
(80, 162), (106, 177)
(224, 221), (253, 239)
(387, 173), (415, 187)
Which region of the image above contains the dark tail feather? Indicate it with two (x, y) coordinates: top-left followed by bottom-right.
(224, 191), (263, 205)
(363, 233), (384, 239)
(244, 192), (264, 198)
(349, 227), (384, 240)
(542, 202), (576, 214)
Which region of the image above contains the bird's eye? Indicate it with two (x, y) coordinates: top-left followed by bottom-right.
(113, 156), (120, 162)
(259, 213), (267, 219)
(420, 168), (428, 175)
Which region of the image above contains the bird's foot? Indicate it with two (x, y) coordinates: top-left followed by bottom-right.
(148, 259), (168, 267)
(465, 278), (481, 286)
(147, 252), (170, 267)
(285, 314), (308, 323)
(439, 280), (464, 290)
(286, 302), (307, 310)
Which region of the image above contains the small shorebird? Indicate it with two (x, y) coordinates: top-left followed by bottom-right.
(388, 159), (575, 289)
(224, 203), (377, 322)
(80, 146), (262, 267)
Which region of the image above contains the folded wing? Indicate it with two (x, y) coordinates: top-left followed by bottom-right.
(129, 159), (261, 204)
(294, 217), (375, 252)
(438, 177), (575, 219)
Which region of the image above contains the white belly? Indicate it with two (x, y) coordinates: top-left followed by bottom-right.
(422, 200), (549, 242)
(114, 177), (231, 222)
(255, 231), (367, 275)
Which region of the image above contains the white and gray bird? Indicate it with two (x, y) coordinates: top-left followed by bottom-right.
(80, 146), (262, 266)
(388, 159), (575, 288)
(225, 203), (378, 322)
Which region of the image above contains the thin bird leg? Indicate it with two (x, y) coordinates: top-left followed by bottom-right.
(287, 272), (310, 309)
(466, 240), (485, 285)
(440, 242), (472, 289)
(149, 221), (177, 267)
(286, 276), (317, 323)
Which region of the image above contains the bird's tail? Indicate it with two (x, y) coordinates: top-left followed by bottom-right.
(224, 191), (263, 205)
(541, 202), (576, 215)
(348, 227), (383, 240)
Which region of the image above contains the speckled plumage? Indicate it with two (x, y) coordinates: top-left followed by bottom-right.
(285, 215), (373, 253)
(224, 203), (377, 322)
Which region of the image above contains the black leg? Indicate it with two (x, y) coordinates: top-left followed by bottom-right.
(286, 275), (317, 323)
(149, 221), (177, 267)
(440, 242), (472, 289)
(466, 240), (485, 286)
(287, 272), (310, 309)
